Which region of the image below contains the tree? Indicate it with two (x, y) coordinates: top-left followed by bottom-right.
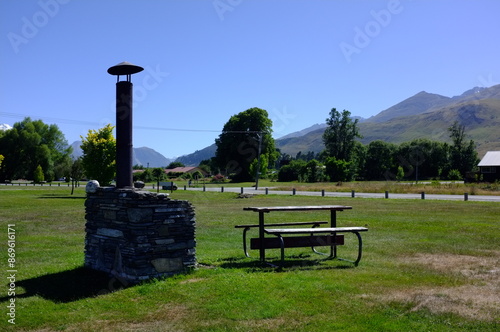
(364, 140), (397, 180)
(301, 159), (326, 182)
(33, 165), (44, 183)
(70, 158), (84, 195)
(53, 155), (72, 182)
(396, 139), (448, 181)
(322, 108), (362, 162)
(152, 168), (165, 193)
(277, 159), (307, 182)
(191, 170), (204, 181)
(197, 160), (212, 175)
(0, 117), (72, 182)
(249, 154), (269, 180)
(80, 124), (116, 186)
(166, 161), (185, 169)
(276, 152), (292, 168)
(448, 121), (479, 178)
(324, 157), (353, 182)
(214, 107), (278, 182)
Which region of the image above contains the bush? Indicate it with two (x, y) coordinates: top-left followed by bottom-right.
(324, 157), (353, 182)
(396, 166), (405, 181)
(211, 174), (226, 183)
(167, 172), (184, 179)
(33, 165), (44, 183)
(448, 169), (462, 181)
(278, 160), (306, 182)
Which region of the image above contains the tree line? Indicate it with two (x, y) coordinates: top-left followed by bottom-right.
(0, 118), (74, 183)
(0, 108), (480, 186)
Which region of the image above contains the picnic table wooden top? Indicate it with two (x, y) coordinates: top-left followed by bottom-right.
(243, 205), (352, 212)
(264, 227), (368, 234)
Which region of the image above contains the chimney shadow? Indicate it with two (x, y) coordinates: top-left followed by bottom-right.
(1, 267), (129, 303)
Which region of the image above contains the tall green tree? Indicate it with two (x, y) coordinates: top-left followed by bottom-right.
(215, 107), (278, 182)
(80, 124), (116, 186)
(448, 121), (479, 178)
(322, 108), (362, 162)
(0, 117), (71, 182)
(396, 139), (449, 180)
(364, 140), (397, 180)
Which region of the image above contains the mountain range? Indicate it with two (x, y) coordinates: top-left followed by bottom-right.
(70, 84), (500, 166)
(274, 84), (500, 158)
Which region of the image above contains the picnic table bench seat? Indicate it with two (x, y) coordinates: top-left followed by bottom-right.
(264, 227), (368, 266)
(235, 221), (328, 257)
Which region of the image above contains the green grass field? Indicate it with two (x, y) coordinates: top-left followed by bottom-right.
(0, 186), (499, 331)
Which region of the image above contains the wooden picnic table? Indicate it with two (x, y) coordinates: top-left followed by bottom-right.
(238, 205), (368, 266)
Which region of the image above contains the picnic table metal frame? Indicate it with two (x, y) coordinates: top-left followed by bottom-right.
(235, 221), (328, 258)
(242, 205), (367, 266)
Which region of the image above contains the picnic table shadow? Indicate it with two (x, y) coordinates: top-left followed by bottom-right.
(37, 194), (86, 199)
(0, 267), (129, 303)
(217, 255), (355, 271)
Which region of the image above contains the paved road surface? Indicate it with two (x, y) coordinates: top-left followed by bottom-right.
(181, 186), (500, 202)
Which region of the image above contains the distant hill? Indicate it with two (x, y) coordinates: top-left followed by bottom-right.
(278, 123), (327, 140)
(175, 144), (216, 166)
(275, 84), (500, 158)
(174, 84), (500, 164)
(276, 98), (500, 158)
(70, 141), (84, 158)
(132, 147), (173, 168)
(275, 127), (326, 156)
(365, 85), (500, 123)
(358, 98), (500, 157)
(70, 141), (172, 168)
(175, 124), (329, 165)
(365, 91), (453, 123)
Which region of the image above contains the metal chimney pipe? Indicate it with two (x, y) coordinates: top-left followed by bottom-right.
(115, 80), (133, 188)
(107, 62), (144, 188)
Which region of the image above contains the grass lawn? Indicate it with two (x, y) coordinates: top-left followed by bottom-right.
(0, 186), (499, 331)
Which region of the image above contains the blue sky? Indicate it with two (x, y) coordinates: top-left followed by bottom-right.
(1, 0), (499, 159)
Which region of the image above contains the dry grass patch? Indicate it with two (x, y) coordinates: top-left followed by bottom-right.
(383, 252), (500, 321)
(58, 303), (192, 332)
(239, 317), (304, 330)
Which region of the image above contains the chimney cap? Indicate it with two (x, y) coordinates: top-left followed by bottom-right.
(107, 62), (144, 76)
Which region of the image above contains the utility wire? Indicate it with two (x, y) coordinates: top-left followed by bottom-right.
(0, 112), (265, 134)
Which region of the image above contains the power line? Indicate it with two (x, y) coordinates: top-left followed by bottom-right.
(0, 112), (266, 134)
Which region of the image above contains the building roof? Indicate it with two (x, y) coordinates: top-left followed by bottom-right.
(478, 151), (500, 166)
(165, 167), (207, 174)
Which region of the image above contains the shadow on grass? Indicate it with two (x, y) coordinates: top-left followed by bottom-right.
(37, 194), (86, 199)
(217, 255), (355, 272)
(0, 267), (129, 303)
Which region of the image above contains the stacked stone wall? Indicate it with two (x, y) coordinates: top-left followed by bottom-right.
(84, 188), (196, 283)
